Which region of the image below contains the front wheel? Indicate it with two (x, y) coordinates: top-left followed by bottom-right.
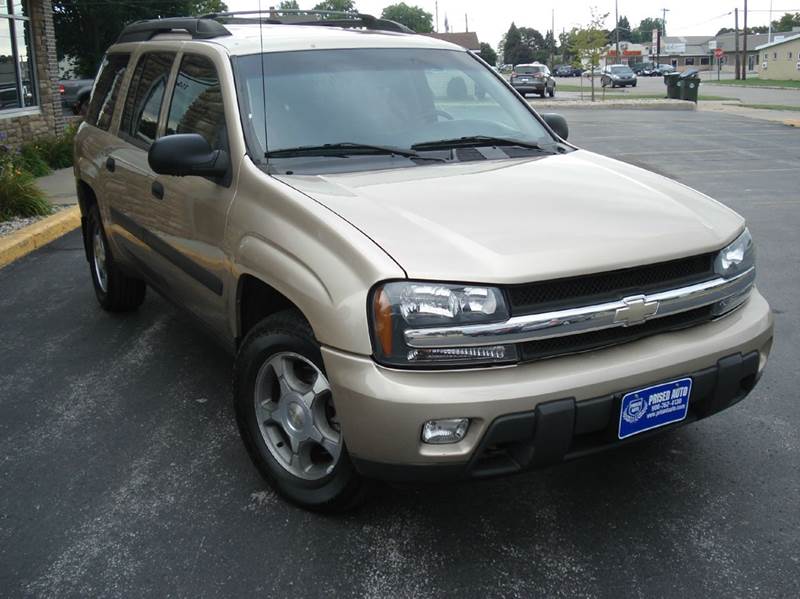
(234, 311), (366, 512)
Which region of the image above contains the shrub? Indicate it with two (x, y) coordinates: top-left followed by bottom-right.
(32, 123), (77, 170)
(0, 153), (52, 220)
(18, 143), (52, 177)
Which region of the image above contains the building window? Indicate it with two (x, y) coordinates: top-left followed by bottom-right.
(0, 0), (37, 113)
(789, 52), (793, 60)
(773, 52), (777, 59)
(701, 57), (710, 65)
(685, 57), (695, 65)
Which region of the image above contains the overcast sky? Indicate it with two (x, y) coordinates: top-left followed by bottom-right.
(225, 0), (795, 48)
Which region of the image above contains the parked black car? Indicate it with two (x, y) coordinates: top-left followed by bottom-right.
(554, 64), (580, 77)
(58, 77), (94, 114)
(510, 63), (556, 97)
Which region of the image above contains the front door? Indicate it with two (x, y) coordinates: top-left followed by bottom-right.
(149, 51), (237, 337)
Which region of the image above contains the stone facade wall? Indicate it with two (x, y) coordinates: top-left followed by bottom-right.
(0, 0), (66, 148)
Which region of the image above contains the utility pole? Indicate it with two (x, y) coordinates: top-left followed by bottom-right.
(662, 8), (669, 37)
(768, 0), (773, 43)
(742, 0), (748, 79)
(551, 8), (555, 68)
(465, 13), (468, 32)
(435, 1), (439, 33)
(615, 0), (620, 64)
(734, 7), (740, 80)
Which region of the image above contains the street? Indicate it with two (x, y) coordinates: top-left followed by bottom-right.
(1, 110), (798, 598)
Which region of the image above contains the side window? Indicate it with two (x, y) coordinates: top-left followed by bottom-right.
(86, 53), (130, 131)
(165, 54), (228, 151)
(120, 52), (175, 147)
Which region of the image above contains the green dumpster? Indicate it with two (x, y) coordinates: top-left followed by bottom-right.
(679, 69), (701, 102)
(664, 72), (681, 99)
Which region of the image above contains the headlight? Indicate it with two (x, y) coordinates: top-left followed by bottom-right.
(714, 228), (755, 278)
(712, 228), (756, 316)
(371, 282), (517, 368)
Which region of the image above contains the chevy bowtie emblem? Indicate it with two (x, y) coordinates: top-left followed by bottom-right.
(614, 295), (659, 326)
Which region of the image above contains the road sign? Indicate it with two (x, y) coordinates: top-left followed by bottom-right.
(714, 48), (724, 59)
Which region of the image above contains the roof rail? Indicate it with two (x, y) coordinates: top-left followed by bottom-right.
(116, 17), (231, 44)
(204, 9), (414, 34)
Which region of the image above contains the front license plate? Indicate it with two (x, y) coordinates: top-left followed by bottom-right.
(618, 378), (692, 439)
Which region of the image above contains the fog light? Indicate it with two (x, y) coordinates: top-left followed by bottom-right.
(421, 418), (470, 444)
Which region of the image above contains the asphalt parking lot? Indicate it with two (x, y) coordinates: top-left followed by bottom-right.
(1, 110), (798, 598)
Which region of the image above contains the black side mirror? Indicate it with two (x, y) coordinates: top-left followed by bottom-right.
(542, 113), (569, 141)
(148, 133), (229, 178)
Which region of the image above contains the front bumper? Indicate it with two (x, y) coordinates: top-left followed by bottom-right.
(323, 290), (773, 480)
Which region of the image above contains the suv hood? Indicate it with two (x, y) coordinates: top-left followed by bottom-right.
(277, 150), (743, 284)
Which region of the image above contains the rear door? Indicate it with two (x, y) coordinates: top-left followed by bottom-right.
(106, 51), (177, 289)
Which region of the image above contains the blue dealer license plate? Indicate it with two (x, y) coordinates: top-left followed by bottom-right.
(618, 378), (692, 439)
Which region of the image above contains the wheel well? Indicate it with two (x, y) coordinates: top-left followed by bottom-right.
(237, 275), (301, 344)
(77, 180), (97, 262)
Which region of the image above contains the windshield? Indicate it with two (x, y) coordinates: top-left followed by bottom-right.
(609, 66), (634, 75)
(236, 48), (554, 163)
(515, 65), (544, 74)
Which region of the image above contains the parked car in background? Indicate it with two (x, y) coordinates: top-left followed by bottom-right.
(554, 64), (580, 77)
(510, 63), (556, 97)
(59, 77), (94, 114)
(642, 64), (675, 77)
(582, 67), (603, 77)
(601, 64), (637, 88)
(630, 62), (653, 75)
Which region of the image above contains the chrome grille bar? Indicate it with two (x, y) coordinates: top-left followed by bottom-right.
(404, 268), (756, 349)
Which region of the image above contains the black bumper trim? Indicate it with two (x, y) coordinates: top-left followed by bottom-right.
(351, 351), (761, 483)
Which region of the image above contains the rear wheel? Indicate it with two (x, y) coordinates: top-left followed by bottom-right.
(234, 311), (366, 512)
(548, 86), (555, 98)
(85, 205), (146, 312)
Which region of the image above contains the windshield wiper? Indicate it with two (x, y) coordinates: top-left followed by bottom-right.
(411, 136), (552, 152)
(266, 142), (443, 161)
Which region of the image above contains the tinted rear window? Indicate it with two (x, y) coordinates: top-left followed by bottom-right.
(86, 53), (130, 131)
(516, 66), (544, 74)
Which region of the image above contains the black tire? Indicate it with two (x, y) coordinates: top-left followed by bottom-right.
(539, 90), (546, 98)
(85, 205), (146, 312)
(548, 86), (555, 98)
(632, 81), (637, 87)
(233, 310), (366, 512)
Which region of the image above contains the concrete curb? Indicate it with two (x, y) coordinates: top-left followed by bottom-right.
(0, 206), (81, 269)
(706, 83), (800, 91)
(530, 99), (696, 110)
(784, 119), (800, 127)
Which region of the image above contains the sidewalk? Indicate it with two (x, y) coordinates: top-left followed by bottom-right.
(698, 101), (800, 125)
(0, 167), (80, 268)
(37, 167), (78, 206)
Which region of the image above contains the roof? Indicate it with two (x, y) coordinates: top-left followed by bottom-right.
(713, 31), (771, 52)
(116, 23), (463, 55)
(755, 33), (800, 51)
(420, 32), (480, 51)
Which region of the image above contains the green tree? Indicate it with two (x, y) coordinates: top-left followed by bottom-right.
(279, 1), (300, 8)
(771, 12), (800, 31)
(501, 22), (523, 65)
(53, 0), (227, 77)
(616, 15), (631, 41)
(571, 9), (608, 102)
(630, 17), (663, 43)
(313, 0), (355, 12)
(381, 3), (433, 32)
(479, 42), (498, 66)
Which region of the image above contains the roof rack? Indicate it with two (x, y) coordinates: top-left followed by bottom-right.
(116, 17), (232, 44)
(205, 9), (413, 34)
(115, 9), (414, 44)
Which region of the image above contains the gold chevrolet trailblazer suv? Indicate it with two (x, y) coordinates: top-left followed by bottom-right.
(74, 10), (774, 511)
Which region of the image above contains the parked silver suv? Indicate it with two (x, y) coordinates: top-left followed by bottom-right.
(74, 11), (773, 511)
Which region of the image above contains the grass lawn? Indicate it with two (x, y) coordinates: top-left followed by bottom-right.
(739, 103), (800, 111)
(710, 79), (800, 89)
